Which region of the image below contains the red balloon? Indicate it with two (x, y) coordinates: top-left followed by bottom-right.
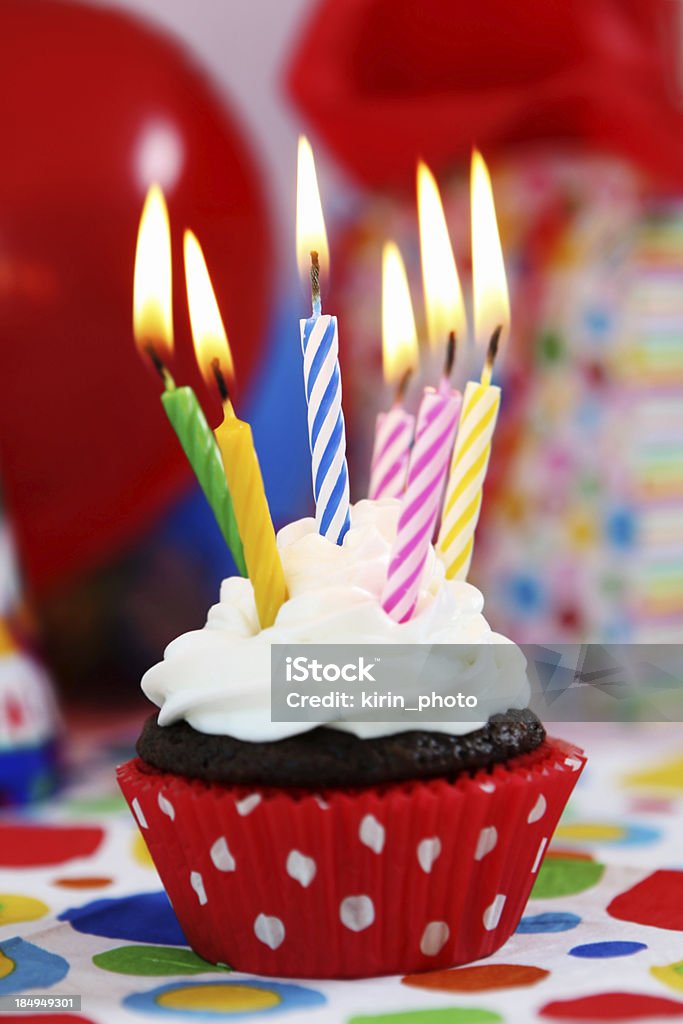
(288, 0), (683, 190)
(0, 0), (271, 592)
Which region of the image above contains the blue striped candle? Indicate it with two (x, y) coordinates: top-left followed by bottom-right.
(300, 305), (351, 545)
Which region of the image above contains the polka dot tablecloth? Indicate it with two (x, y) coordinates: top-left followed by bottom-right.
(2, 720), (683, 1023)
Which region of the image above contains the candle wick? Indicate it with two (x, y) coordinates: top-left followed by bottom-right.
(444, 331), (457, 380)
(145, 343), (175, 389)
(310, 250), (321, 317)
(394, 366), (413, 406)
(481, 325), (502, 385)
(211, 357), (230, 404)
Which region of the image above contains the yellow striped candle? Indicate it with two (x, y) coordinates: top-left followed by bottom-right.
(438, 149), (510, 581)
(214, 402), (288, 628)
(437, 375), (500, 581)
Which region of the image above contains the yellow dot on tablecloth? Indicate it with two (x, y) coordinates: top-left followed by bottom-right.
(651, 962), (683, 993)
(554, 823), (624, 843)
(0, 894), (49, 925)
(623, 757), (683, 793)
(132, 833), (154, 868)
(157, 984), (281, 1012)
(0, 951), (15, 978)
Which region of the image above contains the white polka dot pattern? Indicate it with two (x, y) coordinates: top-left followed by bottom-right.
(210, 836), (236, 872)
(527, 794), (547, 823)
(157, 793), (175, 820)
(286, 850), (316, 888)
(474, 826), (498, 861)
(340, 895), (375, 932)
(236, 793), (262, 816)
(359, 814), (385, 854)
(482, 893), (506, 931)
(190, 870), (207, 906)
(254, 913), (285, 949)
(131, 797), (148, 829)
(531, 836), (549, 874)
(417, 837), (441, 873)
(420, 921), (450, 956)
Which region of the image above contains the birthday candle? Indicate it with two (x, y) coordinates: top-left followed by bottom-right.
(368, 405), (414, 500)
(437, 332), (501, 580)
(213, 399), (288, 629)
(297, 136), (351, 545)
(368, 242), (418, 500)
(437, 150), (510, 580)
(381, 383), (461, 622)
(159, 385), (247, 576)
(416, 159), (466, 531)
(185, 230), (287, 629)
(133, 185), (246, 576)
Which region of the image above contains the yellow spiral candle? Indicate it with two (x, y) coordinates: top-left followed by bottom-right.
(437, 377), (500, 580)
(215, 403), (288, 628)
(184, 229), (288, 629)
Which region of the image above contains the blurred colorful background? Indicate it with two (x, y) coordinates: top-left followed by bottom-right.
(1, 0), (683, 728)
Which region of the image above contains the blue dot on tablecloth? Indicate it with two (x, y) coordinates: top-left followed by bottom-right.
(516, 912), (582, 934)
(569, 940), (647, 958)
(0, 937), (69, 994)
(59, 891), (186, 946)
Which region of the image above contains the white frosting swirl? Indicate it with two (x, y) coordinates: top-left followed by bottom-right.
(142, 500), (530, 741)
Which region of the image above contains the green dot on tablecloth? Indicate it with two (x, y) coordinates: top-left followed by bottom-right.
(93, 944), (231, 976)
(348, 1009), (503, 1023)
(531, 856), (605, 899)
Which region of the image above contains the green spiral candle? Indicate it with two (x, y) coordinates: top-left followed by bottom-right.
(161, 378), (247, 577)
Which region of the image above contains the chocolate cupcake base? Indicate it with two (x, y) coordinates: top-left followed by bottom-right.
(137, 708), (545, 788)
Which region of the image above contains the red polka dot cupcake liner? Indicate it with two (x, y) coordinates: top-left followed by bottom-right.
(117, 738), (585, 979)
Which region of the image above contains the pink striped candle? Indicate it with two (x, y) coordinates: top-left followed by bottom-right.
(381, 387), (462, 622)
(368, 404), (414, 499)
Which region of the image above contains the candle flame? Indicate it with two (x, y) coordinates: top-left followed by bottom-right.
(471, 149), (510, 350)
(296, 135), (329, 284)
(382, 241), (418, 387)
(417, 160), (466, 351)
(133, 183), (173, 360)
(184, 229), (235, 394)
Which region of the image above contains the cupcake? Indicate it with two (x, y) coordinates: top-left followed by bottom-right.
(118, 499), (585, 979)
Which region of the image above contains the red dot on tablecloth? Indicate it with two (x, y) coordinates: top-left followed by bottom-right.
(0, 1017), (97, 1024)
(403, 963), (549, 991)
(607, 870), (683, 930)
(540, 992), (683, 1020)
(0, 825), (103, 867)
(628, 797), (675, 814)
